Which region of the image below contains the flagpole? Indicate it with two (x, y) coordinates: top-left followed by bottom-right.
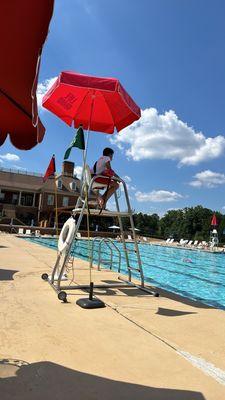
(54, 176), (59, 237)
(52, 154), (58, 238)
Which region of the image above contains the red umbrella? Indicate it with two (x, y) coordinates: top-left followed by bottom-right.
(0, 1), (54, 150)
(42, 71), (141, 134)
(211, 214), (217, 226)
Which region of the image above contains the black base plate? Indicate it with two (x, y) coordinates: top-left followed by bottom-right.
(76, 298), (106, 309)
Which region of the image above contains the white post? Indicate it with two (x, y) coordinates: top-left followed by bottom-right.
(18, 191), (22, 205)
(32, 193), (36, 207)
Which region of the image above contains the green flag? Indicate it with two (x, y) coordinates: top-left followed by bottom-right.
(64, 126), (85, 160)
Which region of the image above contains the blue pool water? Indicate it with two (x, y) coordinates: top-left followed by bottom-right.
(25, 237), (225, 310)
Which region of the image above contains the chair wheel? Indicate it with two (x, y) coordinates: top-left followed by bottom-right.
(41, 273), (48, 280)
(58, 291), (67, 302)
(154, 292), (159, 297)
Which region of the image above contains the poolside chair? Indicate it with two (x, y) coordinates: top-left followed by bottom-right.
(76, 232), (82, 239)
(35, 230), (40, 237)
(186, 240), (193, 247)
(169, 238), (174, 244)
(177, 239), (184, 246)
(192, 240), (198, 247)
(143, 236), (148, 242)
(18, 228), (24, 235)
(25, 229), (31, 236)
(127, 234), (133, 241)
(165, 238), (171, 243)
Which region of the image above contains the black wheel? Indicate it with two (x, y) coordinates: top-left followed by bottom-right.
(41, 273), (48, 281)
(154, 292), (159, 297)
(58, 291), (67, 302)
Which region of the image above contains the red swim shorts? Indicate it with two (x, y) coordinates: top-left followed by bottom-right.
(95, 176), (113, 185)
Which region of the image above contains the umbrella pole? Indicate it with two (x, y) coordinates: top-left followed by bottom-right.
(77, 93), (105, 309)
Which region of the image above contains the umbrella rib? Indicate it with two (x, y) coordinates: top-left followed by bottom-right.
(99, 91), (116, 128)
(0, 87), (32, 120)
(72, 89), (90, 126)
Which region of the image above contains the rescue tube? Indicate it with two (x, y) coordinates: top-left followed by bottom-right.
(58, 217), (76, 253)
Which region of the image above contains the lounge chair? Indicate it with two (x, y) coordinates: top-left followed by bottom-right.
(197, 241), (205, 249)
(18, 228), (24, 235)
(165, 238), (171, 243)
(186, 240), (193, 247)
(143, 236), (148, 242)
(192, 240), (198, 247)
(25, 229), (31, 236)
(127, 234), (133, 241)
(76, 232), (82, 239)
(177, 239), (184, 246)
(35, 230), (40, 237)
(169, 238), (174, 244)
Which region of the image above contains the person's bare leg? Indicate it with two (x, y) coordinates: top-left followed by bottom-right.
(95, 190), (104, 208)
(102, 182), (119, 206)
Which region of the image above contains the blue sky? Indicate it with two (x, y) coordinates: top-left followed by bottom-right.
(1, 0), (225, 215)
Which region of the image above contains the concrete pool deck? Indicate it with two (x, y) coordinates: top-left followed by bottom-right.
(0, 234), (225, 399)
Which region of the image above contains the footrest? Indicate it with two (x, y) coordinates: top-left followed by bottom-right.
(100, 259), (112, 264)
(128, 266), (141, 272)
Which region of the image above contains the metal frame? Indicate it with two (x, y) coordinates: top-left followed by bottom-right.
(42, 174), (159, 300)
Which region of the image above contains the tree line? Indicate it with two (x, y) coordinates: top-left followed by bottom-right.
(120, 205), (225, 243)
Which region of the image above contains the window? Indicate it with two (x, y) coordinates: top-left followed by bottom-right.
(62, 196), (69, 207)
(70, 181), (76, 191)
(47, 195), (54, 206)
(57, 179), (62, 189)
(12, 193), (18, 205)
(0, 191), (5, 200)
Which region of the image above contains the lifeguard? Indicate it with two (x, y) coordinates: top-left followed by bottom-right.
(92, 147), (120, 209)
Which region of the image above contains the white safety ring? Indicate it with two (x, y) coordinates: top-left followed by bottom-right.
(58, 217), (76, 253)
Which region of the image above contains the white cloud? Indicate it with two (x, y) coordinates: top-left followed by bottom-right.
(123, 175), (131, 182)
(121, 175), (136, 192)
(74, 165), (83, 179)
(37, 77), (57, 109)
(12, 165), (26, 170)
(111, 108), (225, 166)
(135, 190), (183, 203)
(0, 153), (20, 162)
(189, 170), (225, 188)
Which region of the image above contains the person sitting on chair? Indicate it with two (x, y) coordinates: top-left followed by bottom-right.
(92, 147), (120, 209)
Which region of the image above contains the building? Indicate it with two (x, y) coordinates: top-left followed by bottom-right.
(0, 161), (81, 227)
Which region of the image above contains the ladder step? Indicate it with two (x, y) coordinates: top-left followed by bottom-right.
(73, 208), (131, 218)
(128, 266), (141, 272)
(100, 259), (112, 264)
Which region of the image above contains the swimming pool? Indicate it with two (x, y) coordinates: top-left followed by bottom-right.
(25, 237), (225, 310)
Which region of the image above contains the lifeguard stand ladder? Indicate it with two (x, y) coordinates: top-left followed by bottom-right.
(42, 175), (159, 302)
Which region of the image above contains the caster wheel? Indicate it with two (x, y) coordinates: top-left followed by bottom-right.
(41, 273), (48, 281)
(58, 291), (67, 302)
(154, 292), (159, 297)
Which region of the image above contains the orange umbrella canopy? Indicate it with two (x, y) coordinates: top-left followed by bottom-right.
(0, 0), (54, 150)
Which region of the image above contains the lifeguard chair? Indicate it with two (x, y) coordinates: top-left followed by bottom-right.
(41, 70), (159, 306)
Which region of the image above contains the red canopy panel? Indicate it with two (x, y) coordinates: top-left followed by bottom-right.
(43, 71), (141, 133)
(0, 0), (54, 150)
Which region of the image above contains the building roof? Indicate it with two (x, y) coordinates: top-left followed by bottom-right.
(0, 168), (80, 195)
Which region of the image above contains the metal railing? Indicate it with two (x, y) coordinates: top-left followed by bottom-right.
(90, 237), (121, 272)
(0, 167), (43, 177)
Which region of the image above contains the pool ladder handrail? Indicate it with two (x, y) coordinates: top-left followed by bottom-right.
(90, 237), (122, 272)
